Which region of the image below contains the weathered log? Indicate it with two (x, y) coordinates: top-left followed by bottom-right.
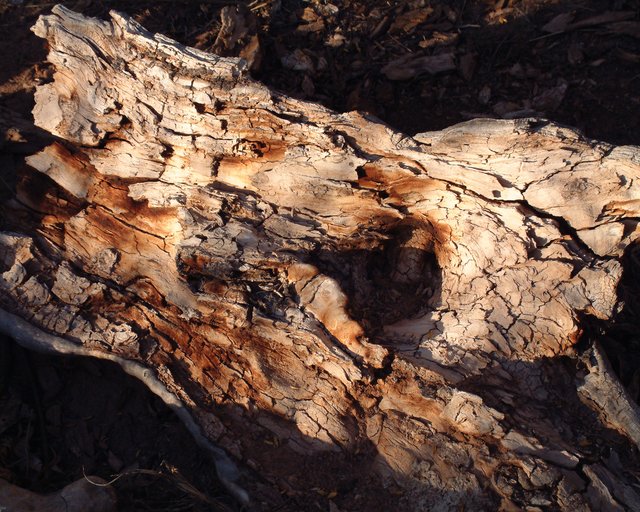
(2, 5), (640, 510)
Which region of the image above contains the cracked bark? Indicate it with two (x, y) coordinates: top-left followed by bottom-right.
(2, 5), (640, 510)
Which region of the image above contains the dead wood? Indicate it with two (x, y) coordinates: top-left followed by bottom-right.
(2, 5), (640, 510)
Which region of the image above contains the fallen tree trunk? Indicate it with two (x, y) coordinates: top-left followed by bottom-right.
(2, 5), (640, 510)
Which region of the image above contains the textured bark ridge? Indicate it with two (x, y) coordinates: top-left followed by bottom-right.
(3, 5), (640, 510)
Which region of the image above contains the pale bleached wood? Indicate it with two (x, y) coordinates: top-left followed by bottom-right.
(1, 5), (640, 510)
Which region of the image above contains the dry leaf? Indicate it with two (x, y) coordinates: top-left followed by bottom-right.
(382, 52), (455, 80)
(281, 49), (315, 72)
(390, 7), (433, 34)
(296, 20), (325, 33)
(507, 63), (525, 78)
(606, 21), (640, 39)
(329, 501), (342, 512)
(296, 7), (325, 33)
(541, 12), (574, 33)
(616, 49), (640, 63)
(301, 75), (315, 96)
(569, 11), (635, 30)
(326, 33), (346, 47)
(478, 85), (491, 105)
(541, 11), (634, 35)
(418, 31), (459, 49)
(458, 52), (477, 81)
(213, 6), (250, 53)
(370, 15), (390, 38)
(502, 108), (540, 119)
(301, 6), (318, 22)
(568, 42), (584, 66)
(532, 79), (568, 112)
(239, 35), (262, 71)
(492, 100), (521, 117)
(212, 5), (261, 71)
(315, 3), (339, 16)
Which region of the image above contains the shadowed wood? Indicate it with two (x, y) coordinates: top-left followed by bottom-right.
(2, 5), (640, 510)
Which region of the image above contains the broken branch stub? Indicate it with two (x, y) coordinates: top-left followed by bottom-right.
(2, 4), (640, 510)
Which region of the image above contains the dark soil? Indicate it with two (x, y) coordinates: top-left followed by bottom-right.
(0, 336), (235, 511)
(1, 0), (639, 510)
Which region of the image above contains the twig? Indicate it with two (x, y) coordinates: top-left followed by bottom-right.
(82, 466), (126, 486)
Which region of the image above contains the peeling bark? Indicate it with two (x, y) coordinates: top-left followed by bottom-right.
(2, 5), (640, 510)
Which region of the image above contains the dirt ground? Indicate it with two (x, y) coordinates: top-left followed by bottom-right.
(1, 0), (640, 510)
